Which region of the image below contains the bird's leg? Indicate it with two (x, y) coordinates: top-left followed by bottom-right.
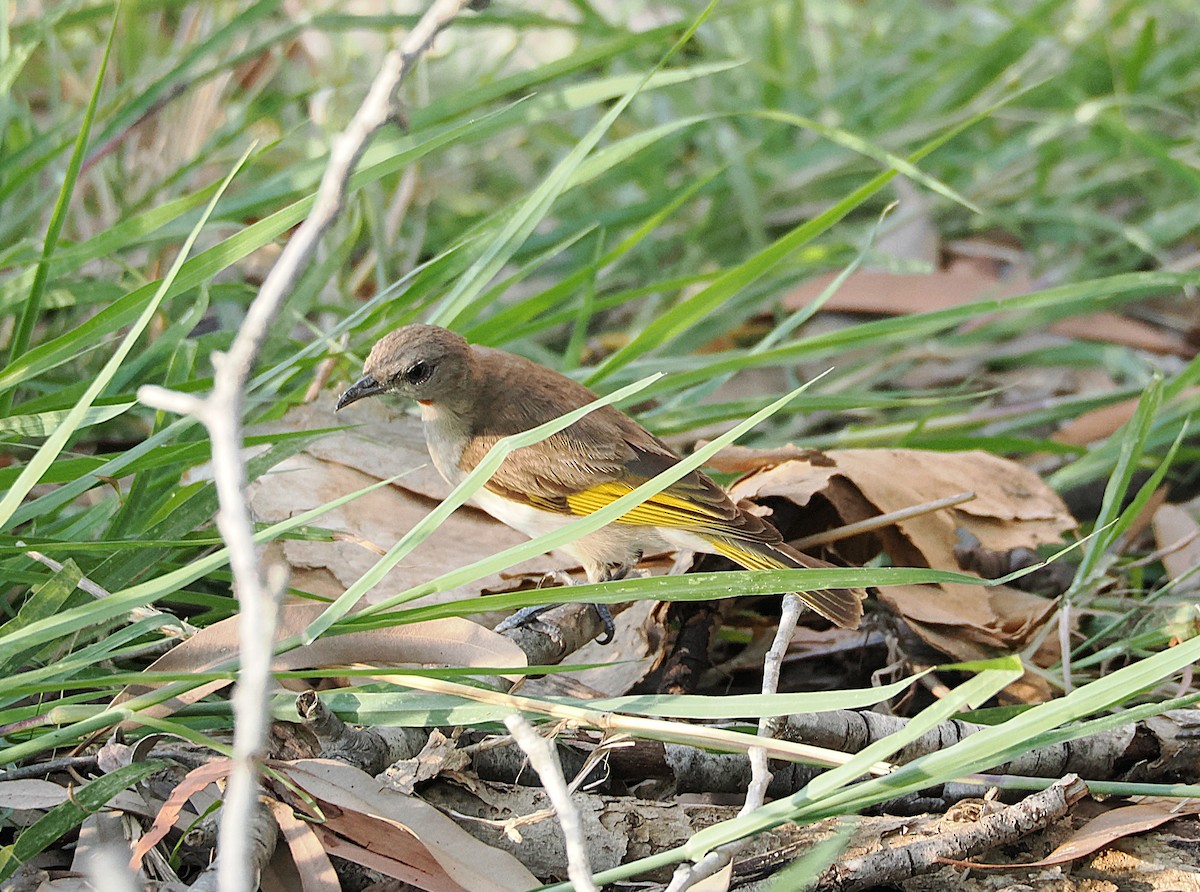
(589, 559), (642, 645)
(492, 569), (587, 638)
(493, 583), (571, 636)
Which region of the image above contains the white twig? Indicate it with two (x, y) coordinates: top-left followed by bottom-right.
(744, 592), (802, 812)
(504, 714), (598, 892)
(135, 3), (477, 889)
(667, 592), (804, 891)
(137, 385), (205, 420)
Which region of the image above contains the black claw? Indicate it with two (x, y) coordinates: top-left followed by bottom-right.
(589, 560), (635, 645)
(593, 603), (615, 645)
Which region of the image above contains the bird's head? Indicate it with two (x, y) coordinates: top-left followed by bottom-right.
(337, 324), (474, 412)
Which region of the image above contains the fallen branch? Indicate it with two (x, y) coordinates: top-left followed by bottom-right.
(187, 798), (279, 892)
(500, 601), (635, 666)
(815, 775), (1087, 892)
(781, 707), (1200, 785)
(296, 689), (426, 776)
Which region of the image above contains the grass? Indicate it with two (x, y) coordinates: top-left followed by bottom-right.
(1, 0), (1198, 883)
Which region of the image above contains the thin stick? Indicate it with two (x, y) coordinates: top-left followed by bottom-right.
(378, 672), (895, 775)
(21, 546), (199, 638)
(744, 593), (804, 811)
(504, 715), (598, 892)
(822, 775), (1086, 890)
(665, 592), (804, 891)
(792, 491), (977, 550)
(137, 2), (478, 888)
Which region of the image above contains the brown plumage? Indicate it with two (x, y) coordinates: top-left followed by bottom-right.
(337, 324), (864, 637)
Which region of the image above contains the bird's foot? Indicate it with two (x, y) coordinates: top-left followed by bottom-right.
(493, 603), (558, 635)
(492, 570), (576, 635)
(592, 603), (615, 645)
(492, 570), (618, 645)
(585, 562), (650, 644)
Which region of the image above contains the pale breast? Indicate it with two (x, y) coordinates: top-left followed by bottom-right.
(470, 486), (574, 538)
(420, 403), (470, 486)
(421, 404), (566, 533)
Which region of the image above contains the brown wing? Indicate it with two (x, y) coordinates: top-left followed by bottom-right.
(454, 346), (783, 541)
(456, 345), (640, 510)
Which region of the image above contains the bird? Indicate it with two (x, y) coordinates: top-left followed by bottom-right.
(336, 323), (864, 643)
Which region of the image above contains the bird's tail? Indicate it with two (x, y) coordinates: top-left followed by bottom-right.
(706, 537), (865, 629)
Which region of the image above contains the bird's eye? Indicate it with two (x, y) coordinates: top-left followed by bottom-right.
(404, 360), (433, 385)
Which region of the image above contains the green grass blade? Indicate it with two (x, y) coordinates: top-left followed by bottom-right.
(0, 402), (133, 437)
(0, 10), (116, 415)
(361, 567), (995, 630)
(0, 144), (253, 530)
(427, 1), (722, 326)
(1069, 375), (1162, 589)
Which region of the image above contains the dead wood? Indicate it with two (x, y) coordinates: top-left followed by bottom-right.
(186, 798), (279, 892)
(636, 601), (720, 695)
(814, 775), (1087, 892)
(498, 601), (634, 666)
(421, 779), (855, 882)
(296, 690), (426, 776)
(781, 708), (1200, 784)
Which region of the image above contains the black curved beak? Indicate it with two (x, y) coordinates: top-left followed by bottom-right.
(336, 375), (385, 411)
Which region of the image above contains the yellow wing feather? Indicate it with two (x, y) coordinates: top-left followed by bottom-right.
(706, 538), (778, 570)
(554, 482), (863, 629)
(565, 482), (728, 529)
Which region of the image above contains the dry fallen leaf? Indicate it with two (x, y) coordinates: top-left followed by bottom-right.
(1151, 502), (1200, 593)
(117, 603), (527, 718)
(1051, 387), (1200, 449)
(384, 728), (469, 796)
(949, 799), (1200, 869)
(266, 797), (340, 892)
(689, 860), (734, 892)
(722, 448), (1075, 691)
(283, 758), (540, 891)
(313, 826), (462, 892)
(783, 260), (1032, 316)
(0, 779), (74, 810)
